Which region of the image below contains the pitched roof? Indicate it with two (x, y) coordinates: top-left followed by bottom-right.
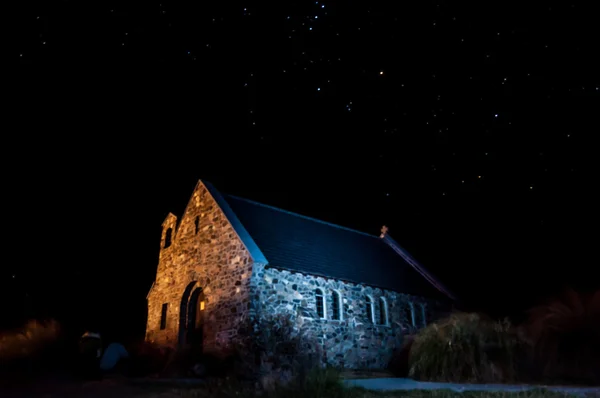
(221, 193), (448, 300)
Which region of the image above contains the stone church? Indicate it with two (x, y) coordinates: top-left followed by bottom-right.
(146, 180), (455, 368)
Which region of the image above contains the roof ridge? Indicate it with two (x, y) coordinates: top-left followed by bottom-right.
(225, 194), (378, 238)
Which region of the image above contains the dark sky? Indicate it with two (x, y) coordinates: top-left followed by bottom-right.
(5, 1), (598, 337)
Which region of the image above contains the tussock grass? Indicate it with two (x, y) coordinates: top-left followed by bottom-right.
(0, 319), (61, 362)
(0, 319), (66, 382)
(523, 289), (600, 385)
(408, 312), (522, 383)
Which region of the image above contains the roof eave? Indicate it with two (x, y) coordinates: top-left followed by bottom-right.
(380, 233), (458, 301)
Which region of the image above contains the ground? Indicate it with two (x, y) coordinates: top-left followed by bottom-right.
(2, 374), (600, 398)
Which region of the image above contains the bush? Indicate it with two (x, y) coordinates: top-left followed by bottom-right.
(408, 312), (523, 383)
(0, 319), (65, 379)
(522, 288), (600, 385)
(234, 313), (323, 386)
(258, 366), (351, 398)
(387, 334), (415, 377)
(126, 340), (174, 377)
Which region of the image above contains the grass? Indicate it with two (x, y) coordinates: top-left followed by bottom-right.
(136, 381), (587, 398)
(408, 312), (522, 384)
(130, 367), (589, 398)
(0, 319), (66, 380)
(0, 319), (61, 361)
(522, 289), (600, 384)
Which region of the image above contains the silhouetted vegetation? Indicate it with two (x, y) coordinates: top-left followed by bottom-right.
(0, 319), (70, 381)
(407, 312), (522, 383)
(521, 288), (600, 385)
(393, 288), (600, 386)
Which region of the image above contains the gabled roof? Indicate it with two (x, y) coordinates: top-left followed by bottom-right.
(220, 192), (451, 300)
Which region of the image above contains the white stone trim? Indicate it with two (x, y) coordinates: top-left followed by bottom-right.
(315, 288), (326, 319)
(331, 289), (343, 321)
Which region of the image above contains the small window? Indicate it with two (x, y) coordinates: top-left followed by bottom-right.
(331, 290), (342, 320)
(194, 216), (200, 234)
(315, 289), (325, 319)
(160, 303), (168, 330)
(164, 227), (173, 248)
(365, 295), (374, 323)
(409, 302), (416, 327)
(379, 297), (389, 325)
(405, 302), (415, 327)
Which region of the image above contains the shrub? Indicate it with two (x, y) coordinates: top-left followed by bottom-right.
(258, 366), (351, 398)
(234, 313), (322, 386)
(0, 319), (65, 379)
(126, 340), (174, 377)
(522, 288), (600, 385)
(408, 312), (523, 383)
(387, 334), (415, 377)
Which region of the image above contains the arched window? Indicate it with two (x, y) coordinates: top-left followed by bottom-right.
(315, 289), (326, 319)
(365, 295), (375, 323)
(164, 227), (173, 248)
(379, 297), (389, 325)
(409, 302), (416, 327)
(331, 290), (342, 320)
(420, 303), (427, 327)
(405, 302), (416, 327)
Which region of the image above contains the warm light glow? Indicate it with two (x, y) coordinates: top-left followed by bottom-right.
(200, 301), (205, 310)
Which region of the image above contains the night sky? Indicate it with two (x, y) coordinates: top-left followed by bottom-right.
(5, 1), (598, 339)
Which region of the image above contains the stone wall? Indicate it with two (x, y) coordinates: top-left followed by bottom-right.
(145, 182), (254, 353)
(250, 264), (445, 369)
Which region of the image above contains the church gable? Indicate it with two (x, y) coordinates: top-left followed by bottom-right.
(146, 181), (257, 348)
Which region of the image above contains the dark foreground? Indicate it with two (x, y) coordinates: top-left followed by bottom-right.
(2, 374), (600, 398)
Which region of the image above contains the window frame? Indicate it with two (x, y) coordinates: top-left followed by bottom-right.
(315, 288), (326, 319)
(365, 295), (375, 323)
(160, 303), (168, 330)
(378, 297), (389, 326)
(331, 290), (343, 321)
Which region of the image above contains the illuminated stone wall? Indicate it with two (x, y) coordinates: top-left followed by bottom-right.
(250, 264), (444, 369)
(145, 180), (450, 368)
(145, 183), (254, 353)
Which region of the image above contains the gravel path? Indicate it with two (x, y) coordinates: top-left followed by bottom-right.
(345, 378), (600, 397)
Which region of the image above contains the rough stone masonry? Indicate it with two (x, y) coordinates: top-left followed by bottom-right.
(146, 181), (446, 368)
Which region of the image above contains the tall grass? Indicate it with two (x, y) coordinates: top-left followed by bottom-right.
(408, 312), (522, 383)
(0, 319), (64, 379)
(522, 288), (600, 385)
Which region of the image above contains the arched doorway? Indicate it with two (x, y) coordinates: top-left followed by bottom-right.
(186, 287), (205, 350)
(178, 281), (205, 350)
